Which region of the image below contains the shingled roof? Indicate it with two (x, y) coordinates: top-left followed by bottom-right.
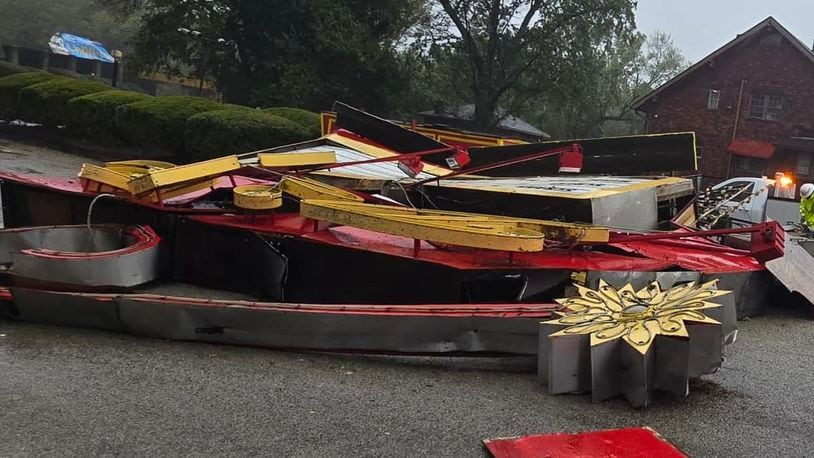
(632, 17), (814, 110)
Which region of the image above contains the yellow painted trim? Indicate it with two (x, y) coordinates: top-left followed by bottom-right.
(234, 185), (283, 210)
(79, 163), (217, 203)
(539, 131), (698, 145)
(430, 176), (690, 199)
(128, 155), (241, 196)
(104, 160), (176, 177)
(301, 199), (546, 252)
(153, 180), (218, 201)
(324, 133), (451, 176)
(302, 199), (608, 244)
(259, 151), (337, 168)
(280, 175), (364, 202)
(78, 164), (130, 191)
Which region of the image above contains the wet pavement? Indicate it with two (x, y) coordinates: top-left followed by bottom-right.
(1, 137), (814, 456)
(2, 308), (814, 456)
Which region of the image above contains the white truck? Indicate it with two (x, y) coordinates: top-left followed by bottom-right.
(709, 175), (801, 228)
(714, 175), (814, 307)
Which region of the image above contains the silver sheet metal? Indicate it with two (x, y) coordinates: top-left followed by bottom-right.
(0, 225), (159, 288)
(590, 188), (658, 230)
(433, 176), (675, 195)
(289, 144), (437, 180)
(10, 289), (547, 355)
(765, 234), (814, 311)
(539, 280), (728, 408)
(702, 271), (772, 319)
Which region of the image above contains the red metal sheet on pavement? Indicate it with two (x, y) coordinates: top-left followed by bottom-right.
(483, 427), (687, 458)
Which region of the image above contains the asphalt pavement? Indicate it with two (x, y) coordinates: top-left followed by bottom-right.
(1, 135), (814, 456)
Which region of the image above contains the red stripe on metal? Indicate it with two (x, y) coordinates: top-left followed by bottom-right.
(483, 427), (687, 458)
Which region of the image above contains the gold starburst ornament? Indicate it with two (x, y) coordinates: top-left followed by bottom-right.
(538, 279), (732, 408)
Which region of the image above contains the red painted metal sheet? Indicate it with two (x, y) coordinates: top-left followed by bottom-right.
(302, 226), (675, 271)
(727, 139), (776, 159)
(614, 239), (764, 273)
(187, 214), (675, 271)
(0, 172), (763, 273)
(0, 172), (271, 208)
(483, 427), (687, 458)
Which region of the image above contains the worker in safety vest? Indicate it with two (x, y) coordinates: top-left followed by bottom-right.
(801, 183), (814, 231)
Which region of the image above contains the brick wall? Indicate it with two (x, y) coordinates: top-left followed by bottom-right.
(640, 26), (814, 184)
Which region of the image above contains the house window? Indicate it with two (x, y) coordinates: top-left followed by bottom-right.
(797, 153), (813, 176)
(707, 90), (720, 110)
(748, 93), (783, 120)
(732, 156), (767, 175)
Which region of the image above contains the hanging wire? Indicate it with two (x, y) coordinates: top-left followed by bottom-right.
(86, 193), (116, 234)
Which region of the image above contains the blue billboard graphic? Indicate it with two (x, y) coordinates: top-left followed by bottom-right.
(48, 32), (115, 63)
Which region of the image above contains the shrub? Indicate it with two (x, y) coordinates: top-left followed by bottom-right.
(48, 67), (113, 84)
(185, 109), (311, 160)
(0, 60), (30, 78)
(115, 95), (231, 153)
(0, 72), (64, 120)
(47, 68), (83, 78)
(18, 77), (111, 126)
(66, 89), (151, 137)
(264, 107), (321, 137)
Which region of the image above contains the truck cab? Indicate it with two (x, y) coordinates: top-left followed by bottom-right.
(711, 174), (800, 228)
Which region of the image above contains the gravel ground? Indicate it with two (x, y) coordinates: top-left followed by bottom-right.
(1, 135), (814, 456)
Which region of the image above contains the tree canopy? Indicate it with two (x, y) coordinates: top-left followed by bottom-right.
(2, 0), (689, 139)
(99, 0), (428, 112)
(0, 0), (135, 52)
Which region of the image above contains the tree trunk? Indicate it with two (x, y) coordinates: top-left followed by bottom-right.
(473, 81), (498, 130)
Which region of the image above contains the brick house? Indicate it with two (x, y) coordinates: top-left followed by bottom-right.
(633, 17), (814, 192)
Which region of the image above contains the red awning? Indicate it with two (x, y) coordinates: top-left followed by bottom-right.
(727, 139), (776, 159)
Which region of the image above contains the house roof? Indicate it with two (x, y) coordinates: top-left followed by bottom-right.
(633, 17), (814, 110)
(418, 104), (549, 138)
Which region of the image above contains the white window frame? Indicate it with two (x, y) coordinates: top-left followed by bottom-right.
(797, 153), (813, 176)
(748, 93), (784, 120)
(707, 90), (720, 110)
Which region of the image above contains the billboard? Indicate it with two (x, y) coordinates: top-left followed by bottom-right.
(48, 32), (115, 63)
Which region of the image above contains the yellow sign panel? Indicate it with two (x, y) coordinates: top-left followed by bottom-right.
(280, 176), (364, 202)
(301, 199), (546, 252)
(234, 185), (283, 210)
(127, 156), (241, 196)
(258, 151), (337, 168)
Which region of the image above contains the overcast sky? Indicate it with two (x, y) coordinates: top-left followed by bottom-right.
(636, 0), (814, 62)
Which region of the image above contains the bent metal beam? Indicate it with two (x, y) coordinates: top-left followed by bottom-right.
(0, 225), (160, 288)
(8, 288), (555, 355)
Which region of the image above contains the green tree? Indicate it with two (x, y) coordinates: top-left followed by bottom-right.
(0, 0), (135, 53)
(425, 0), (638, 130)
(530, 30), (688, 138)
(100, 0), (429, 113)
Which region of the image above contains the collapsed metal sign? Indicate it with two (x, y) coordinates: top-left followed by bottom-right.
(539, 280), (731, 408)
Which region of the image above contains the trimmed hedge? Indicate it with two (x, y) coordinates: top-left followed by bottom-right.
(18, 77), (111, 126)
(264, 107), (321, 137)
(115, 95), (232, 152)
(185, 109), (311, 160)
(66, 90), (151, 136)
(48, 67), (114, 84)
(0, 60), (29, 78)
(1, 70), (322, 159)
(0, 72), (64, 120)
